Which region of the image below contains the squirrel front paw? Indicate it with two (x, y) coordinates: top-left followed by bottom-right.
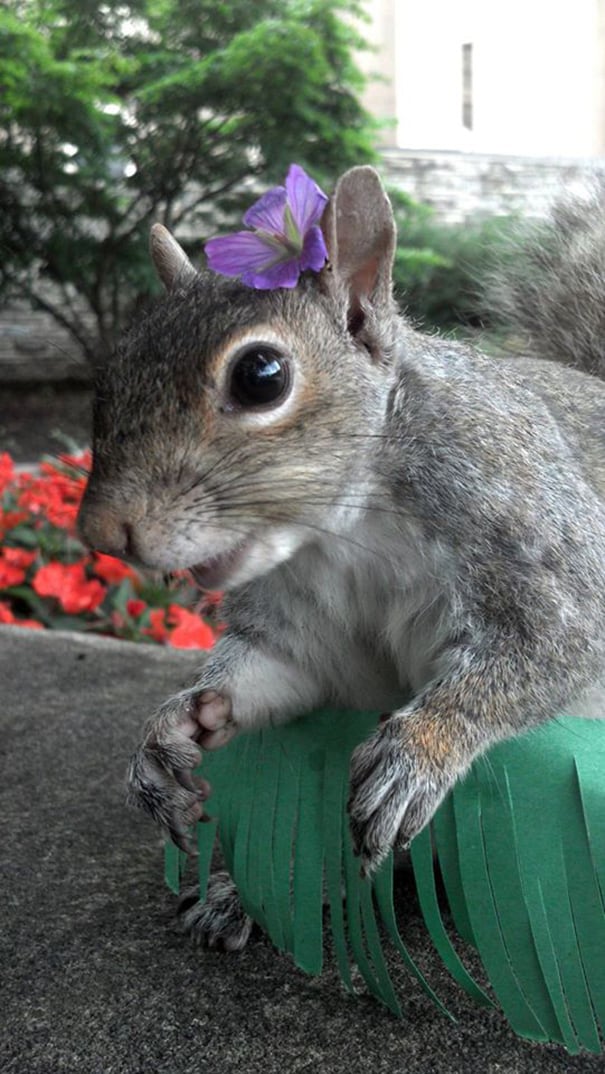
(347, 716), (454, 876)
(127, 689), (237, 852)
(177, 871), (253, 951)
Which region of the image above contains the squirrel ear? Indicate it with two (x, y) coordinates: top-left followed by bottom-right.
(149, 223), (196, 290)
(321, 166), (396, 335)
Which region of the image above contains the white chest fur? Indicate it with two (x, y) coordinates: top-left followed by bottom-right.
(260, 509), (458, 711)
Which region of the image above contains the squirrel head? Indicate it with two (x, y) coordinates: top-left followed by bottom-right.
(78, 167), (399, 590)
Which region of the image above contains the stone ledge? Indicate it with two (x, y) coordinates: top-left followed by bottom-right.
(0, 621), (199, 661)
(1, 623), (599, 1072)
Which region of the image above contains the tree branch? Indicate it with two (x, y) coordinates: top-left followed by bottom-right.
(24, 286), (97, 363)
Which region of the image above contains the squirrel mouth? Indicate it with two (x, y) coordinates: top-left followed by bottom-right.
(190, 540), (249, 590)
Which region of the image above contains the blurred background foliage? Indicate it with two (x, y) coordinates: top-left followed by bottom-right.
(390, 190), (518, 334)
(0, 0), (518, 365)
(0, 0), (376, 361)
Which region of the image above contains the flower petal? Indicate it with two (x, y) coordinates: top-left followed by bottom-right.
(206, 166), (328, 290)
(285, 164), (329, 235)
(205, 232), (284, 277)
(241, 257), (301, 290)
(243, 186), (287, 233)
(299, 224), (328, 273)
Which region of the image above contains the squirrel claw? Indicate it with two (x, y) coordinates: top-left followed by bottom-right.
(164, 791), (205, 856)
(348, 718), (450, 876)
(173, 767), (211, 798)
(168, 824), (196, 857)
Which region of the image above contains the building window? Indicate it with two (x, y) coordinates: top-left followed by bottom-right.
(462, 42), (473, 130)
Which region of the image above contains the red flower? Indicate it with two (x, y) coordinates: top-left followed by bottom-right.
(0, 547), (37, 588)
(0, 600), (15, 623)
(166, 604), (215, 650)
(0, 450), (213, 643)
(33, 561), (106, 614)
(18, 476), (84, 530)
(146, 608), (171, 643)
(93, 553), (140, 585)
(126, 598), (147, 618)
(3, 547), (36, 569)
(0, 510), (29, 540)
(0, 562), (25, 587)
(142, 604), (215, 648)
(0, 453), (15, 496)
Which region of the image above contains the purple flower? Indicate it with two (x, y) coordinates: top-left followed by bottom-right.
(205, 164), (328, 289)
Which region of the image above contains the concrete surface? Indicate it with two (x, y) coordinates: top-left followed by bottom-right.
(1, 625), (602, 1074)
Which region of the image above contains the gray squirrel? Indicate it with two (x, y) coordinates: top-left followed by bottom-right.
(78, 167), (605, 950)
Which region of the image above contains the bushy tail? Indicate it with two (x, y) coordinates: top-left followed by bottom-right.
(485, 175), (605, 380)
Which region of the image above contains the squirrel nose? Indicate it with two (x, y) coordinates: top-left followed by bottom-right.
(77, 499), (133, 559)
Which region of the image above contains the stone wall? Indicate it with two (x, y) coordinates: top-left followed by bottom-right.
(381, 148), (605, 223)
(0, 299), (90, 383)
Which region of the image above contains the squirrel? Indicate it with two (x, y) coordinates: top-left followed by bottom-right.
(78, 167), (605, 951)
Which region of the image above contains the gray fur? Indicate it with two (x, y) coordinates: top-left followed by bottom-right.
(484, 173), (605, 377)
(79, 167), (605, 897)
(178, 873), (253, 951)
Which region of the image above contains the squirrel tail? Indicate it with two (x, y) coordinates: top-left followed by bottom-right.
(485, 176), (605, 380)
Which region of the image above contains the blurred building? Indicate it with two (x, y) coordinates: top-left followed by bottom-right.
(361, 0), (605, 156)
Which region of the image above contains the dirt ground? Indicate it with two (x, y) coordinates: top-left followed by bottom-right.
(0, 383), (93, 463)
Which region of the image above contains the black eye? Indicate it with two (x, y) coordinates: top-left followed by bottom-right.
(229, 346), (291, 408)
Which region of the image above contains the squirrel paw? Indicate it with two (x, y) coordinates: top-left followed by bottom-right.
(177, 872), (253, 951)
(347, 718), (451, 877)
(127, 691), (236, 853)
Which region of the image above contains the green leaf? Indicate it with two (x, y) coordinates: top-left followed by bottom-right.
(1, 586), (53, 623)
(7, 527), (42, 548)
(111, 578), (137, 614)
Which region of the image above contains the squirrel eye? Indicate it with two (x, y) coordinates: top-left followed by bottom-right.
(228, 346), (291, 408)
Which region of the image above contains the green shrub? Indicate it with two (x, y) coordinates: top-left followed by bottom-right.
(389, 190), (518, 332)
